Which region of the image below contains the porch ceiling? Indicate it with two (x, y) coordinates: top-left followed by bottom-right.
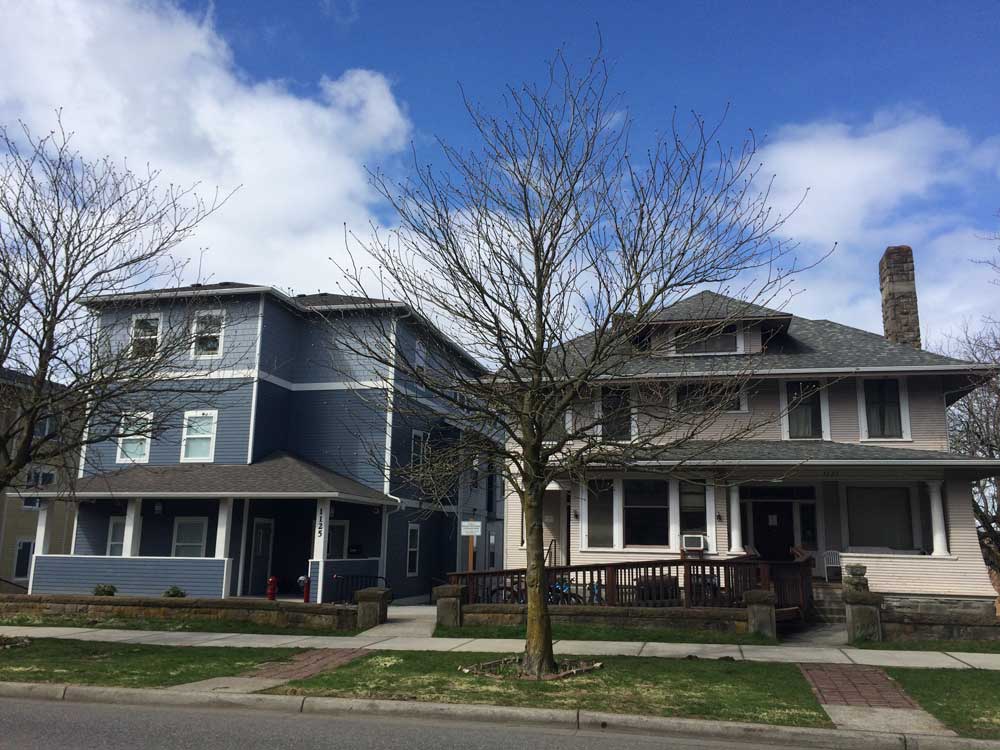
(10, 451), (397, 505)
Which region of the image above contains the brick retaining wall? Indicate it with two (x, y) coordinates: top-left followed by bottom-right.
(0, 593), (358, 632)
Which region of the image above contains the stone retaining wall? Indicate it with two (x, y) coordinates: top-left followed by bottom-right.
(879, 594), (1000, 641)
(0, 593), (358, 632)
(462, 603), (749, 633)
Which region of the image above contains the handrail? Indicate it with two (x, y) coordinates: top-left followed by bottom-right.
(543, 539), (558, 566)
(0, 577), (27, 592)
(448, 557), (813, 610)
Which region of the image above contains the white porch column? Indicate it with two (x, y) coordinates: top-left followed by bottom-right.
(668, 480), (681, 550)
(313, 498), (331, 603)
(926, 480), (949, 556)
(216, 498), (234, 598)
(34, 499), (54, 556)
(728, 485), (743, 554)
(122, 498), (142, 557)
(705, 483), (717, 553)
(216, 498), (234, 558)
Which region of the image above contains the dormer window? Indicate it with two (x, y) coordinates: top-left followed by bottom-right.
(671, 323), (742, 355)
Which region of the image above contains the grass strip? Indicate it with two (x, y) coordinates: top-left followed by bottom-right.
(888, 667), (1000, 739)
(275, 650), (829, 727)
(0, 637), (298, 688)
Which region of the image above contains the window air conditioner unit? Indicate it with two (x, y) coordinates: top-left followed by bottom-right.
(681, 534), (706, 551)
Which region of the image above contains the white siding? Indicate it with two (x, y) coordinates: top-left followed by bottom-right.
(841, 480), (995, 597)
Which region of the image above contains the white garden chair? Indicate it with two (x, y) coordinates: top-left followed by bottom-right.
(822, 550), (842, 582)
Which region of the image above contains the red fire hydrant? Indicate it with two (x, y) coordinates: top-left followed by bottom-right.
(266, 575), (278, 601)
(301, 576), (311, 603)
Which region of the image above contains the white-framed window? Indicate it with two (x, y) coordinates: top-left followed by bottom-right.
(130, 314), (161, 358)
(327, 520), (349, 559)
(32, 414), (59, 441)
(180, 410), (218, 462)
(669, 322), (745, 356)
(857, 377), (911, 441)
(599, 386), (633, 442)
(779, 379), (831, 441)
(191, 309), (225, 358)
(26, 465), (56, 489)
(674, 382), (748, 413)
(116, 411), (153, 464)
(107, 516), (126, 556)
(411, 429), (430, 466)
(583, 478), (701, 551)
(406, 522), (420, 577)
(21, 498), (40, 510)
(679, 481), (707, 536)
(13, 538), (34, 579)
(172, 517), (208, 557)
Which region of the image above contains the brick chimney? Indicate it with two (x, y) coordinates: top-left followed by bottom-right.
(879, 245), (921, 349)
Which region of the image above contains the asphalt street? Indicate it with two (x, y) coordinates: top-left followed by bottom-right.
(0, 697), (798, 749)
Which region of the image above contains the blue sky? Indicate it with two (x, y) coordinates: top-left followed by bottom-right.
(1, 0), (998, 342)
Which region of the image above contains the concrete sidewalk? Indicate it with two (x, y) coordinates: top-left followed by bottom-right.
(2, 624), (999, 669)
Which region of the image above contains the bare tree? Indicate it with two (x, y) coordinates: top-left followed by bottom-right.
(0, 117), (246, 499)
(331, 51), (813, 677)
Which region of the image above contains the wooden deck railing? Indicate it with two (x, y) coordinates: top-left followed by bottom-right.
(448, 557), (813, 611)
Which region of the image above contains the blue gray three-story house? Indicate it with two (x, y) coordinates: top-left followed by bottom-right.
(26, 282), (503, 603)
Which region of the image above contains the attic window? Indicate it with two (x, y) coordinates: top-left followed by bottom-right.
(673, 324), (739, 354)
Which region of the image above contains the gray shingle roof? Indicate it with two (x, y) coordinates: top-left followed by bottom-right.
(17, 452), (394, 503)
(652, 291), (790, 322)
(629, 440), (1000, 465)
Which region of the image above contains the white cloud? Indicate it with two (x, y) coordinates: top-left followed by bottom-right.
(0, 0), (410, 294)
(759, 111), (1000, 340)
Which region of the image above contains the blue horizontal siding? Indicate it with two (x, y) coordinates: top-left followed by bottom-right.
(31, 556), (227, 598)
(84, 378), (254, 474)
(322, 558), (380, 603)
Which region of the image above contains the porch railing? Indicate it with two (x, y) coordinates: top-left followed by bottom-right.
(448, 557), (813, 611)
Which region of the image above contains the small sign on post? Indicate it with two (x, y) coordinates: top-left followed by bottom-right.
(461, 520), (482, 573)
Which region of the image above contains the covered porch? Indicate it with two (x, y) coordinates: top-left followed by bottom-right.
(18, 453), (397, 603)
(512, 441), (1000, 600)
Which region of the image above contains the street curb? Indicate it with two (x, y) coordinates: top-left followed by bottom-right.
(302, 696), (577, 728)
(1, 681), (999, 749)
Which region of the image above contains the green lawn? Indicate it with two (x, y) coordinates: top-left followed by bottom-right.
(434, 623), (775, 645)
(889, 668), (1000, 740)
(0, 638), (297, 688)
(275, 650), (830, 727)
(853, 639), (1000, 654)
(0, 612), (360, 637)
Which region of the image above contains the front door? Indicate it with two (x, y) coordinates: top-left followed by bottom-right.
(752, 502), (795, 561)
(248, 518), (274, 596)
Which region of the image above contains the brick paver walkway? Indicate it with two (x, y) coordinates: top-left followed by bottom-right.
(799, 663), (917, 709)
(244, 648), (365, 681)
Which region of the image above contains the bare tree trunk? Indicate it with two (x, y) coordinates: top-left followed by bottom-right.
(521, 478), (556, 677)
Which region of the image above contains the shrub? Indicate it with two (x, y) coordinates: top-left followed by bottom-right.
(162, 585), (187, 598)
(93, 584), (117, 597)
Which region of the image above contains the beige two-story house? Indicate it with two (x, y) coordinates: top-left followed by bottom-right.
(505, 246), (999, 600)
